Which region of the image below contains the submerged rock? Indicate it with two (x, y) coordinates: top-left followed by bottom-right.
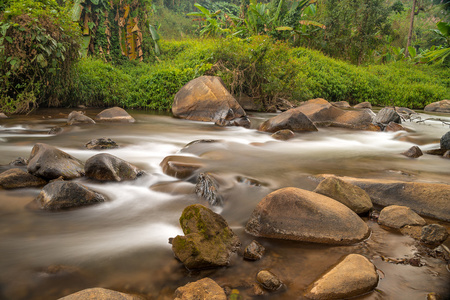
(314, 176), (373, 214)
(401, 146), (423, 158)
(174, 278), (226, 300)
(27, 143), (84, 180)
(421, 224), (449, 247)
(271, 129), (295, 140)
(424, 99), (450, 113)
(58, 287), (141, 300)
(160, 155), (204, 179)
(95, 107), (135, 122)
(378, 205), (426, 229)
(67, 111), (95, 125)
(385, 122), (406, 132)
(0, 168), (47, 189)
(9, 157), (28, 166)
(258, 109), (318, 133)
(195, 172), (224, 206)
(85, 138), (119, 150)
(171, 204), (240, 270)
(304, 254), (378, 299)
(215, 116), (251, 128)
(256, 270), (283, 291)
(35, 181), (106, 210)
(245, 187), (369, 244)
(172, 76), (246, 122)
(85, 153), (143, 182)
(244, 240), (265, 261)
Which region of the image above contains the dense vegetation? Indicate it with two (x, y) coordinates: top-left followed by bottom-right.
(0, 0), (449, 113)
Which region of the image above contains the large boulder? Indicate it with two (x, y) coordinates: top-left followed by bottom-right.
(171, 204), (240, 270)
(174, 278), (226, 300)
(85, 153), (143, 182)
(313, 176), (372, 214)
(245, 187), (370, 244)
(441, 131), (450, 150)
(304, 254), (378, 299)
(373, 107), (401, 125)
(296, 98), (374, 129)
(324, 176), (450, 222)
(67, 111), (95, 125)
(378, 205), (426, 229)
(58, 287), (142, 300)
(258, 109), (318, 133)
(172, 76), (246, 122)
(95, 107), (135, 122)
(27, 143), (85, 180)
(35, 181), (106, 210)
(424, 100), (450, 113)
(0, 168), (47, 189)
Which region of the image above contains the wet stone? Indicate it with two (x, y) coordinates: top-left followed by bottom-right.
(174, 278), (226, 300)
(256, 270), (283, 291)
(85, 138), (119, 150)
(271, 129), (295, 140)
(401, 146), (423, 158)
(244, 240), (265, 261)
(378, 205), (426, 229)
(421, 224), (449, 247)
(195, 173), (224, 206)
(9, 157), (28, 166)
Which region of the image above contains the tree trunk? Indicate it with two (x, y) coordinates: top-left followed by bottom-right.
(405, 0), (417, 57)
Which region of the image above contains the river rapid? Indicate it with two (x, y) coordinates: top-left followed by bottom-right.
(0, 108), (449, 300)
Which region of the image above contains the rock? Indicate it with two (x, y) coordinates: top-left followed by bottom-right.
(271, 129), (295, 140)
(244, 240), (265, 261)
(195, 173), (224, 206)
(354, 102), (372, 109)
(323, 176), (450, 222)
(172, 76), (246, 122)
(179, 140), (222, 156)
(296, 98), (374, 129)
(171, 204), (240, 269)
(444, 150), (450, 159)
(424, 100), (450, 113)
(313, 176), (372, 214)
(58, 287), (141, 300)
(160, 155), (204, 179)
(395, 107), (416, 115)
(66, 111), (95, 125)
(48, 126), (64, 135)
(85, 138), (119, 150)
(174, 278), (226, 300)
(401, 146), (423, 158)
(236, 94), (264, 112)
(378, 205), (426, 229)
(258, 109), (318, 133)
(215, 116), (251, 128)
(9, 157), (28, 166)
(441, 131), (450, 150)
(256, 270), (283, 291)
(385, 122), (405, 132)
(425, 148), (447, 156)
(95, 107), (135, 122)
(35, 181), (106, 210)
(245, 187), (370, 244)
(27, 143), (84, 180)
(0, 168), (47, 189)
(0, 112), (8, 118)
(331, 101), (351, 108)
(304, 254), (378, 299)
(421, 224), (449, 247)
(85, 153), (143, 182)
(275, 98), (295, 111)
(373, 107), (401, 125)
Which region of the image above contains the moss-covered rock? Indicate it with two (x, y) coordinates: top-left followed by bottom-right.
(171, 204), (240, 270)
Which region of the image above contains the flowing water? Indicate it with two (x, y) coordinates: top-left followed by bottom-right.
(0, 108), (449, 300)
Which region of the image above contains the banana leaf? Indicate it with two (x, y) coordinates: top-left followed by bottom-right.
(71, 0), (85, 22)
(80, 35), (91, 57)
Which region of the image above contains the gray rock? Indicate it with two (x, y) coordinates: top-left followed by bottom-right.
(259, 109), (318, 133)
(378, 205), (426, 229)
(95, 107), (135, 122)
(85, 138), (119, 150)
(424, 100), (450, 113)
(244, 240), (265, 261)
(245, 187), (370, 244)
(236, 94), (264, 112)
(421, 224), (449, 247)
(58, 287), (141, 300)
(171, 204), (240, 270)
(354, 102), (372, 109)
(395, 107), (416, 115)
(174, 278), (226, 300)
(304, 254), (378, 299)
(35, 181), (106, 210)
(85, 153), (143, 182)
(0, 168), (47, 189)
(256, 270), (283, 291)
(373, 107), (401, 125)
(314, 176), (373, 214)
(67, 111), (95, 125)
(9, 157), (28, 166)
(401, 146), (423, 158)
(441, 131), (450, 150)
(27, 143), (84, 180)
(215, 116), (251, 128)
(195, 173), (224, 206)
(0, 112), (8, 118)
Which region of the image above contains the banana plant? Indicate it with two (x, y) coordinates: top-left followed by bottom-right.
(422, 21), (450, 64)
(187, 3), (228, 37)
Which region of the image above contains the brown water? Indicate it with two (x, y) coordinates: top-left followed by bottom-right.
(0, 109), (449, 300)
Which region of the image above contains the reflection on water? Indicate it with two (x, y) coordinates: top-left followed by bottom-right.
(0, 109), (449, 299)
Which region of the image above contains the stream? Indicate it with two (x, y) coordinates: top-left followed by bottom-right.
(0, 108), (449, 299)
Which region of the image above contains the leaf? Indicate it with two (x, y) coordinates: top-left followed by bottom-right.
(276, 26), (294, 31)
(194, 3), (211, 18)
(407, 46), (416, 58)
(123, 5), (130, 19)
(149, 24), (160, 42)
(71, 0), (84, 22)
(299, 20), (326, 29)
(80, 36), (91, 57)
(5, 36), (12, 43)
(90, 0), (99, 5)
(436, 21), (450, 37)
